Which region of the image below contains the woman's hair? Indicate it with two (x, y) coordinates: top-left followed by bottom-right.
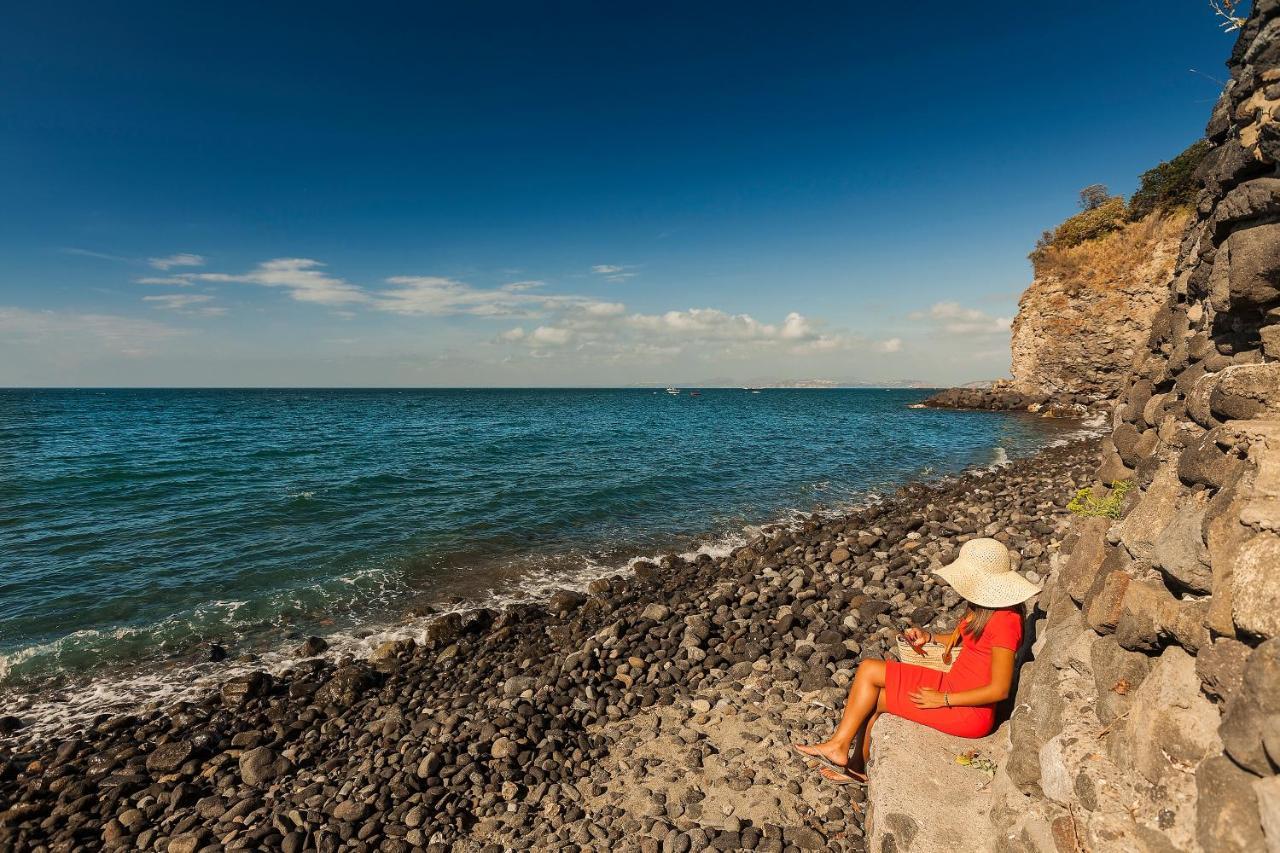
(963, 603), (1023, 641)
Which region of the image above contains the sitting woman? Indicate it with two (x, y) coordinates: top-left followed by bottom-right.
(794, 537), (1037, 784)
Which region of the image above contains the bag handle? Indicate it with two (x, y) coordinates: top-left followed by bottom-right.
(941, 614), (967, 665)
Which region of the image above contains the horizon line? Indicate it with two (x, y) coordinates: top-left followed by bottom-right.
(0, 384), (952, 391)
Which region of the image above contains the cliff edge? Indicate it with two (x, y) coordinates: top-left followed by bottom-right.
(1010, 210), (1189, 402)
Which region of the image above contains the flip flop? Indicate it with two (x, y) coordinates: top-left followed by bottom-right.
(818, 766), (868, 787)
(791, 744), (851, 775)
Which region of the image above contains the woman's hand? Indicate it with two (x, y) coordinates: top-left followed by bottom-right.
(909, 687), (947, 709)
(902, 627), (930, 647)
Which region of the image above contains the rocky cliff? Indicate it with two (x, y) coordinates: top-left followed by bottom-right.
(1009, 211), (1188, 403)
(982, 5), (1280, 851)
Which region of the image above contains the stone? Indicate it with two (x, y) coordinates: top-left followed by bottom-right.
(503, 675), (536, 697)
(1220, 691), (1274, 775)
(1210, 178), (1280, 241)
(1188, 372), (1222, 428)
(1264, 323), (1280, 359)
(1231, 532), (1280, 637)
(1211, 364), (1280, 421)
(830, 547), (850, 564)
(1178, 429), (1243, 490)
(1084, 570), (1131, 634)
(1222, 222), (1280, 307)
(491, 737), (518, 759)
(297, 636), (328, 657)
(1061, 518), (1114, 602)
(416, 752), (443, 779)
(1197, 637), (1253, 702)
(370, 638), (414, 666)
(425, 612), (462, 642)
(1149, 493), (1214, 593)
(315, 664), (374, 707)
(101, 819), (127, 847)
(1115, 466), (1183, 561)
(1092, 636), (1152, 725)
(1005, 702), (1043, 792)
(332, 800), (368, 822)
(220, 671), (271, 707)
(167, 834), (204, 853)
(239, 746), (289, 788)
(867, 715), (1003, 851)
(1245, 640), (1280, 714)
(641, 603), (671, 622)
(145, 741), (193, 775)
(1114, 579), (1177, 652)
(1109, 646), (1222, 786)
(1254, 775), (1280, 853)
(787, 827), (825, 850)
(1114, 423), (1144, 467)
(1196, 755), (1267, 853)
(549, 589), (587, 614)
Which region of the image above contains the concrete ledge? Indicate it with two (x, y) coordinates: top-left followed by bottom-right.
(866, 715), (1006, 853)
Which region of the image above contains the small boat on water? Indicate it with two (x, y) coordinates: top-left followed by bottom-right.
(666, 387), (680, 395)
(690, 390), (701, 397)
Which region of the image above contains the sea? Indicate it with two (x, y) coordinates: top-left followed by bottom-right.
(0, 387), (1086, 732)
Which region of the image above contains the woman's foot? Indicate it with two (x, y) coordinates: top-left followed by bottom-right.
(818, 766), (867, 786)
(792, 741), (849, 770)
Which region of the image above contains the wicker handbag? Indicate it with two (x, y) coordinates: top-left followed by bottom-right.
(895, 628), (962, 673)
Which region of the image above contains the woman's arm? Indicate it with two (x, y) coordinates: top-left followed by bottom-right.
(908, 647), (1016, 709)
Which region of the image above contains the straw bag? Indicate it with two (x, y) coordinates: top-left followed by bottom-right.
(895, 628), (963, 673)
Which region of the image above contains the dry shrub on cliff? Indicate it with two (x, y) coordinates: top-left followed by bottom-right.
(1032, 196), (1127, 260)
(1029, 209), (1189, 294)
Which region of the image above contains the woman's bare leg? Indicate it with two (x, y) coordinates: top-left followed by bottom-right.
(793, 659), (886, 769)
(851, 688), (888, 774)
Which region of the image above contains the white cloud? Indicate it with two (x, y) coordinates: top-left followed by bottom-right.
(135, 276), (195, 286)
(142, 293), (226, 317)
(61, 248), (130, 262)
(171, 258), (369, 305)
(875, 337), (903, 353)
(0, 306), (182, 358)
(779, 312), (812, 340)
(628, 308), (779, 340)
(148, 253), (206, 271)
(911, 301), (1011, 335)
(789, 335), (847, 355)
(116, 255), (893, 368)
(529, 326), (572, 346)
(377, 277), (542, 317)
(590, 264), (637, 283)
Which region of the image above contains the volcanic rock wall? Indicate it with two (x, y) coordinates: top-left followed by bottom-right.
(989, 5), (1280, 851)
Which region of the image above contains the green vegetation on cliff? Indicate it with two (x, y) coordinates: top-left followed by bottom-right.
(1031, 139), (1209, 262)
(1126, 139), (1210, 221)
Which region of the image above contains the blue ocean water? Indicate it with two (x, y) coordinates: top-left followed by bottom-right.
(0, 388), (1079, 713)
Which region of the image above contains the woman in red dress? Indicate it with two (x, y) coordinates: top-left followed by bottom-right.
(793, 537), (1037, 784)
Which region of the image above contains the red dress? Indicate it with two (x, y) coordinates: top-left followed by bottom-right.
(884, 608), (1022, 738)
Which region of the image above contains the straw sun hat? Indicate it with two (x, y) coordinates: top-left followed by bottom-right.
(933, 538), (1040, 608)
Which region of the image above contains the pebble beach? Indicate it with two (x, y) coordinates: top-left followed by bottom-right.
(0, 435), (1100, 852)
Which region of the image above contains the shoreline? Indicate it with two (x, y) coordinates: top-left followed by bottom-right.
(0, 414), (1095, 740)
(1, 433), (1101, 852)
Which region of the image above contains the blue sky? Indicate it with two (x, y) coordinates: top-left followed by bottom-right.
(0, 2), (1240, 386)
